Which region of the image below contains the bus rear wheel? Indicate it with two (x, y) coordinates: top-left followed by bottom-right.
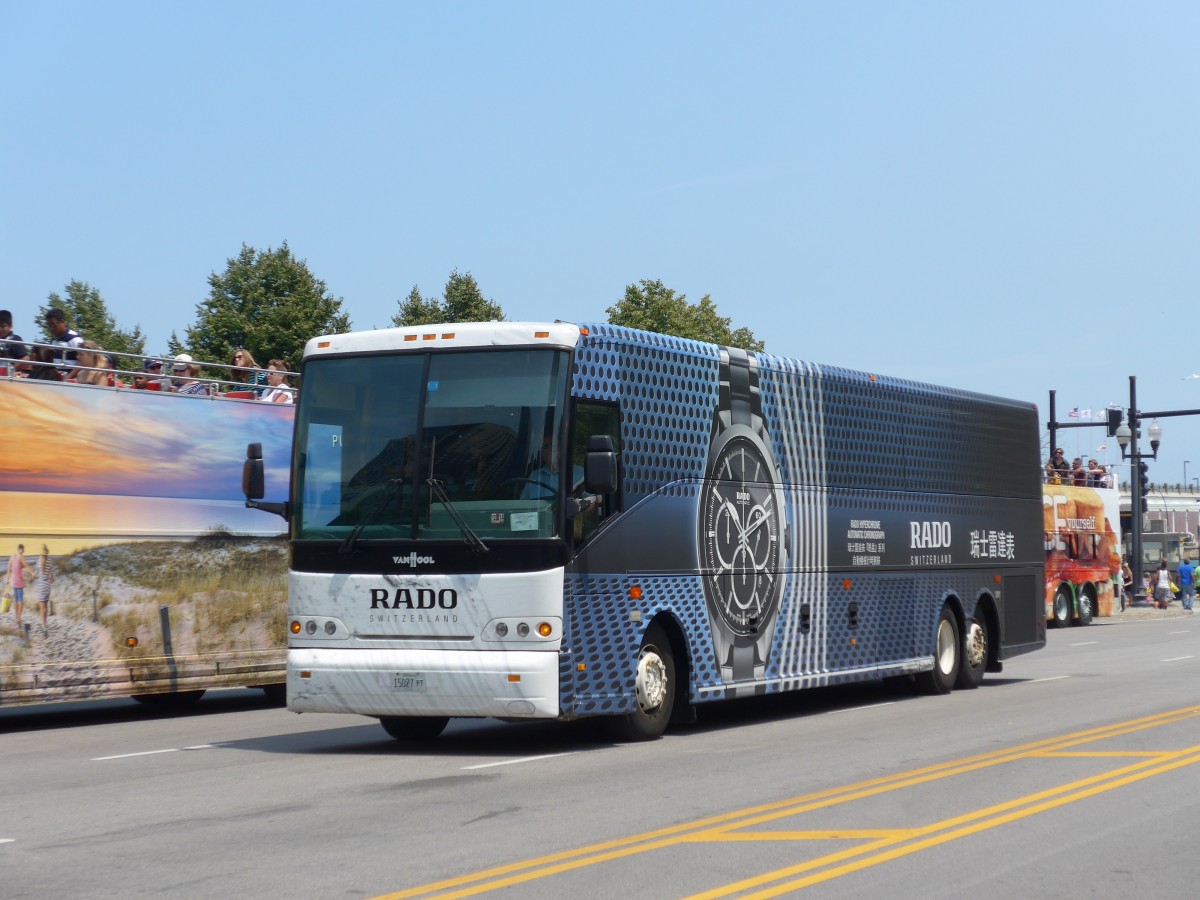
(956, 614), (989, 690)
(610, 623), (675, 741)
(379, 716), (449, 741)
(919, 605), (960, 695)
(1051, 588), (1072, 628)
(1074, 591), (1094, 626)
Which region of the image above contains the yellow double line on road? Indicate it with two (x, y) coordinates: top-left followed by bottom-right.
(379, 704), (1200, 900)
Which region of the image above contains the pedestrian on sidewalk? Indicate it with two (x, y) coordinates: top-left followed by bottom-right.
(1153, 561), (1174, 609)
(1179, 558), (1196, 613)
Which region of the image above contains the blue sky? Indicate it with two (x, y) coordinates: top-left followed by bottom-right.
(3, 2), (1199, 486)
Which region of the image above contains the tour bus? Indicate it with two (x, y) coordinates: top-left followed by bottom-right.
(0, 346), (293, 708)
(244, 322), (1045, 741)
(1043, 482), (1121, 626)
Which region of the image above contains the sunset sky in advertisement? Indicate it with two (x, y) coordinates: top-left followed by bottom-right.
(0, 380), (292, 499)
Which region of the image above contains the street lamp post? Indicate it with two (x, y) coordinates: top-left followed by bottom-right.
(1117, 376), (1162, 607)
(1186, 461), (1191, 488)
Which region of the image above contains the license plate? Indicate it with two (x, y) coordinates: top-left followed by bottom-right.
(392, 672), (426, 692)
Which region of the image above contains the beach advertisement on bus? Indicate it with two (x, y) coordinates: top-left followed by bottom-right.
(1043, 483), (1121, 619)
(0, 379), (293, 705)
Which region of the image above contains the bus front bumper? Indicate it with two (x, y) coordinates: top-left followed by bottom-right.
(286, 647), (561, 719)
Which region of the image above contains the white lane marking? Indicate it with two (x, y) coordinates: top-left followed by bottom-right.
(1069, 641), (1100, 646)
(826, 702), (896, 715)
(1162, 655), (1195, 662)
(1, 838), (14, 844)
(1026, 676), (1071, 684)
(1168, 630), (1192, 635)
(93, 744), (216, 761)
(462, 752), (577, 770)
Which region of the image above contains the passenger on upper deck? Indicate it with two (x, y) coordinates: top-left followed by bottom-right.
(0, 309), (29, 361)
(1045, 447), (1070, 483)
(1087, 459), (1108, 488)
(1070, 457), (1087, 486)
(231, 349), (269, 396)
(259, 360), (294, 404)
(74, 341), (115, 386)
(171, 353), (211, 396)
(26, 346), (61, 381)
(45, 308), (84, 374)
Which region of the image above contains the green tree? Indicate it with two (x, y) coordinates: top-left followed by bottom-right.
(40, 280), (147, 370)
(184, 242), (351, 372)
(606, 279), (764, 352)
(392, 286), (444, 326)
(391, 269), (504, 327)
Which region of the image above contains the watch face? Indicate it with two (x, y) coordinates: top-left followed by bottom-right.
(700, 434), (783, 636)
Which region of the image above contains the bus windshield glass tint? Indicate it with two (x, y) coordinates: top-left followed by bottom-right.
(293, 349), (570, 541)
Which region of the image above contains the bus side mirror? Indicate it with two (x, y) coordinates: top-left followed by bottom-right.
(584, 435), (616, 495)
(243, 442), (265, 500)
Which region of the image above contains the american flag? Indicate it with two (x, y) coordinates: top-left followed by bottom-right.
(1068, 407), (1080, 418)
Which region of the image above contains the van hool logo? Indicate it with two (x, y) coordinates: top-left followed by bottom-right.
(369, 588), (458, 610)
(393, 552), (435, 567)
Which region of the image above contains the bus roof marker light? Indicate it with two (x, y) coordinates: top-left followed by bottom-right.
(317, 341), (330, 348)
(422, 333), (436, 341)
(534, 331), (550, 339)
(441, 333), (455, 340)
(403, 334), (417, 342)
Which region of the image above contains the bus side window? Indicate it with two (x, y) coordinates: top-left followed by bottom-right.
(572, 399), (621, 542)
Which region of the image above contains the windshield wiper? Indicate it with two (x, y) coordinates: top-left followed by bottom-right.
(426, 477), (489, 554)
(339, 478), (404, 556)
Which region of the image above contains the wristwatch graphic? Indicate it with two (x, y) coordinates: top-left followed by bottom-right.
(698, 347), (787, 692)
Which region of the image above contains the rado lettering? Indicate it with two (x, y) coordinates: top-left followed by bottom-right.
(369, 588), (458, 610)
(910, 521), (952, 549)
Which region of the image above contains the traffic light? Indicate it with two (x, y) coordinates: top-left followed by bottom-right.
(1139, 460), (1150, 495)
(1106, 408), (1123, 437)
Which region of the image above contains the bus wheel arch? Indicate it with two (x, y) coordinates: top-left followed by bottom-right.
(1051, 585), (1073, 628)
(610, 619), (679, 741)
(919, 601), (961, 695)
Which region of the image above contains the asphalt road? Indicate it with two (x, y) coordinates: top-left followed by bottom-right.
(2, 614), (1198, 899)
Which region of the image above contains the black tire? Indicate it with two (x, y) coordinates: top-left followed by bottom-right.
(379, 716), (449, 741)
(919, 606), (960, 695)
(1074, 591), (1094, 627)
(956, 614), (989, 690)
(1051, 588), (1072, 628)
(131, 689), (206, 707)
(261, 683), (287, 705)
(609, 623), (676, 741)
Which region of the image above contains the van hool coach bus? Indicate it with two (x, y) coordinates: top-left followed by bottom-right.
(244, 322), (1045, 741)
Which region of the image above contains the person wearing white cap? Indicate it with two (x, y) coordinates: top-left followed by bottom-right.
(171, 353), (210, 396)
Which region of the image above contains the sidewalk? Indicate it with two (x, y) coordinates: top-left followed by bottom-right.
(1106, 603), (1195, 622)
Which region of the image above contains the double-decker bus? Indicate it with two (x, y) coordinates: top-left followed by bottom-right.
(1, 346), (293, 708)
(246, 322), (1045, 741)
(1043, 482), (1121, 626)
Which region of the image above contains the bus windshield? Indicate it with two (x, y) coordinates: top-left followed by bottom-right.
(294, 348), (571, 542)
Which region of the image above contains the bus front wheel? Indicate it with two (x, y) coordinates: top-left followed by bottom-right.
(379, 716), (449, 741)
(610, 623), (675, 741)
(919, 606), (960, 695)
